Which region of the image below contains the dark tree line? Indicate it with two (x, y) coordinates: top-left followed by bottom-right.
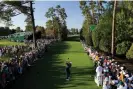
(0, 27), (19, 36)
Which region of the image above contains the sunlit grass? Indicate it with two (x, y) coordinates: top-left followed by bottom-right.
(0, 39), (25, 46)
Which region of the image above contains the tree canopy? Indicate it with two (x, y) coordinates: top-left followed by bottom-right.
(45, 5), (68, 40)
(0, 1), (30, 26)
(80, 1), (133, 59)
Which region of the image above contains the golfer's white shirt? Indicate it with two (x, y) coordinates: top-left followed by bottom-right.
(96, 66), (103, 76)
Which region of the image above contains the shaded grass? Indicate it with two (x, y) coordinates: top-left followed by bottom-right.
(10, 36), (101, 89)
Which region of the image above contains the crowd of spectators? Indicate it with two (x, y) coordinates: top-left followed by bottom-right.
(0, 38), (56, 89)
(81, 40), (133, 89)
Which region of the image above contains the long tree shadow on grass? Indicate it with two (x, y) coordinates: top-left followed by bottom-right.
(10, 36), (97, 89)
(10, 42), (70, 89)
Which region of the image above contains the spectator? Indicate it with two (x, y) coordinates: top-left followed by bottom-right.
(0, 38), (57, 88)
(96, 63), (103, 86)
(80, 40), (133, 89)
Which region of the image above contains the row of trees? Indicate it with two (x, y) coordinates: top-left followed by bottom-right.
(79, 1), (133, 59)
(0, 26), (25, 36)
(0, 27), (15, 36)
(24, 4), (69, 40)
(0, 1), (69, 48)
(45, 5), (68, 40)
(0, 25), (47, 38)
(68, 28), (79, 35)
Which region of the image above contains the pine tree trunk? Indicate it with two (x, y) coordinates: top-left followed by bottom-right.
(111, 0), (116, 58)
(30, 1), (37, 48)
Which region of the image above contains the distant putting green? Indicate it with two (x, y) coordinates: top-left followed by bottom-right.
(0, 39), (25, 46)
(10, 36), (101, 89)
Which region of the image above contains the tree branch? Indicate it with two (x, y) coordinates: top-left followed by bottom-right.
(12, 12), (22, 16)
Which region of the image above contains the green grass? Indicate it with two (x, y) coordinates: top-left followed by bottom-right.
(10, 37), (101, 89)
(0, 39), (25, 46)
(0, 56), (10, 61)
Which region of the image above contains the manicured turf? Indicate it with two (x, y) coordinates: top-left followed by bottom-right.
(10, 37), (101, 89)
(0, 39), (25, 46)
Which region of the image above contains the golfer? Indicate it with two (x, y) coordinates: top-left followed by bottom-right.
(65, 58), (72, 81)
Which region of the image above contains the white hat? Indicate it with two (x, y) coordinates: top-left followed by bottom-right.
(120, 67), (124, 70)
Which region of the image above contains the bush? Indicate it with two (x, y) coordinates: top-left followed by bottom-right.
(116, 41), (131, 55)
(99, 39), (111, 53)
(84, 34), (93, 46)
(92, 29), (100, 48)
(93, 10), (112, 53)
(126, 44), (133, 59)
